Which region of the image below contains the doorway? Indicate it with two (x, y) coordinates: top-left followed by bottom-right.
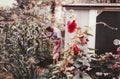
(95, 11), (120, 55)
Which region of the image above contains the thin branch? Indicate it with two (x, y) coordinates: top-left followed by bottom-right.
(96, 21), (118, 31)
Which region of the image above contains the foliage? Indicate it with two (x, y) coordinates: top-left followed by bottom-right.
(88, 53), (120, 79)
(0, 0), (120, 79)
(50, 26), (93, 79)
(0, 0), (53, 79)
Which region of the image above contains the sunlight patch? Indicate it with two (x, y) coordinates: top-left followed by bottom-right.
(0, 0), (17, 8)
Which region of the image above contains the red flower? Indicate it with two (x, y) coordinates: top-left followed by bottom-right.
(112, 65), (116, 70)
(111, 65), (120, 70)
(68, 60), (73, 65)
(73, 44), (79, 54)
(79, 34), (84, 38)
(67, 20), (77, 33)
(80, 41), (87, 44)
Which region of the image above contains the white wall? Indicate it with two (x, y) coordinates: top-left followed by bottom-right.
(88, 10), (97, 53)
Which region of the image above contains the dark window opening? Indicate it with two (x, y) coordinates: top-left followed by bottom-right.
(95, 11), (120, 55)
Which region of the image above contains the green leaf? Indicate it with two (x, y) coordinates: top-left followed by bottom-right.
(84, 31), (93, 36)
(88, 48), (97, 50)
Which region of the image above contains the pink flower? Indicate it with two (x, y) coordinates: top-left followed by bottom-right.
(108, 52), (113, 56)
(116, 47), (120, 53)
